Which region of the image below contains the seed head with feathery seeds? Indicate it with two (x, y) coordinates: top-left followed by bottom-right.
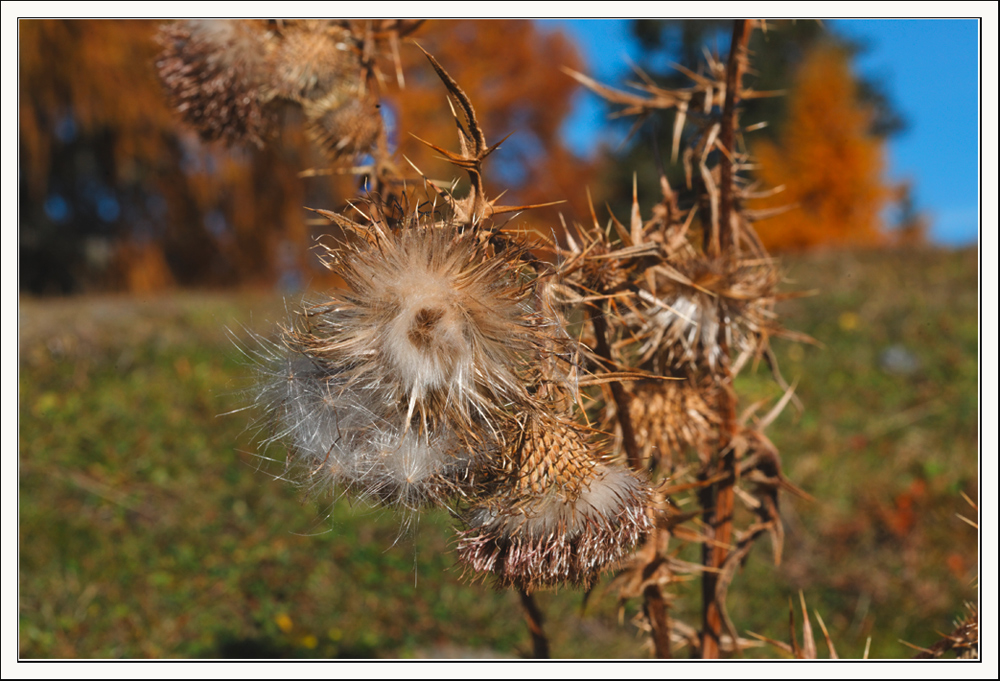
(633, 254), (784, 374)
(250, 346), (491, 512)
(251, 201), (551, 512)
(290, 211), (545, 434)
(457, 414), (653, 590)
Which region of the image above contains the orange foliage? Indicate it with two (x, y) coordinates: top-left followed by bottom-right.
(19, 20), (171, 196)
(386, 20), (600, 229)
(19, 20), (596, 293)
(751, 44), (895, 250)
(20, 19), (332, 291)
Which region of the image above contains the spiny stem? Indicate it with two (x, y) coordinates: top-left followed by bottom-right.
(699, 18), (752, 660)
(713, 18), (752, 257)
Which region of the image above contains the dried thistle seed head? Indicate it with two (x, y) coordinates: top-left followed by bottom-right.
(247, 201), (558, 516)
(250, 341), (493, 512)
(290, 212), (543, 439)
(304, 91), (383, 159)
(270, 21), (382, 159)
(270, 21), (356, 102)
(157, 19), (383, 159)
(457, 416), (653, 589)
(628, 378), (719, 470)
(636, 255), (780, 372)
(578, 241), (631, 292)
(156, 19), (279, 147)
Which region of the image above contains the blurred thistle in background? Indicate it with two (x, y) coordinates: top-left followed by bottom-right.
(18, 19), (598, 296)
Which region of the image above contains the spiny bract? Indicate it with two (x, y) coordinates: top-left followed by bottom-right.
(457, 415), (653, 589)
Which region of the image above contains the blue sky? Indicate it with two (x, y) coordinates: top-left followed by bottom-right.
(540, 19), (981, 247)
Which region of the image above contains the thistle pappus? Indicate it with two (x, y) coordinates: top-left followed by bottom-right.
(252, 208), (543, 512)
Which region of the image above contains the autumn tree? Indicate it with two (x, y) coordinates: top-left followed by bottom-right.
(751, 43), (896, 250)
(598, 21), (909, 249)
(18, 19), (598, 294)
(19, 19), (337, 293)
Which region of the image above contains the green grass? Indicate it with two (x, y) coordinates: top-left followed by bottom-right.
(18, 247), (979, 659)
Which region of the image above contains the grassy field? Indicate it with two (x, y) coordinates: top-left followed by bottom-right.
(17, 246), (979, 659)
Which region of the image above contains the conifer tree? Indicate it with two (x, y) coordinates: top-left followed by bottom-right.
(751, 43), (895, 249)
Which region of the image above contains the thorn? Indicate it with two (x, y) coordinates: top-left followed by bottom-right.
(814, 610), (838, 659)
(630, 172), (643, 245)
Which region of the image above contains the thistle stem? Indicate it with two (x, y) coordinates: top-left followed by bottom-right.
(699, 365), (738, 659)
(518, 589), (550, 659)
(587, 306), (642, 470)
(643, 581), (673, 658)
(698, 18), (751, 659)
(709, 18), (752, 257)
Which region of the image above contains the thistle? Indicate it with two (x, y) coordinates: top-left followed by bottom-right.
(271, 21), (382, 159)
(457, 414), (652, 590)
(253, 202), (548, 512)
(627, 378), (720, 470)
(236, 44), (663, 601)
(634, 254), (782, 374)
(156, 19), (388, 159)
(291, 216), (542, 433)
(156, 19), (279, 147)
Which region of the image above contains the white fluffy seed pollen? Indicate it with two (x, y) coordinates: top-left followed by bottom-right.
(381, 267), (475, 406)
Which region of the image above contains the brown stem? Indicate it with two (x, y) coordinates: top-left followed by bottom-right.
(643, 583), (673, 658)
(587, 306), (642, 470)
(518, 589), (550, 659)
(698, 19), (751, 659)
(639, 528), (673, 658)
(712, 19), (752, 257)
(698, 356), (739, 659)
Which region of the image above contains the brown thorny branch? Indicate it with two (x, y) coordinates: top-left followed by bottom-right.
(565, 19), (809, 658)
(160, 20), (812, 659)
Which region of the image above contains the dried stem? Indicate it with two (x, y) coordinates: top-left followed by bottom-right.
(518, 589), (550, 659)
(698, 19), (751, 660)
(713, 19), (752, 256)
(587, 305), (642, 470)
(643, 577), (673, 658)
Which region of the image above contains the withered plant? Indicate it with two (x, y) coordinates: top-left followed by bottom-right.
(560, 19), (812, 658)
(158, 19), (819, 659)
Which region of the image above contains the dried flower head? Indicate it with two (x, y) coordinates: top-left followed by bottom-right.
(636, 255), (781, 373)
(272, 21), (383, 159)
(627, 378), (719, 470)
(457, 415), (652, 589)
(252, 204), (549, 512)
(304, 92), (383, 159)
(157, 19), (383, 158)
(156, 19), (279, 147)
(293, 218), (542, 433)
(270, 21), (355, 101)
